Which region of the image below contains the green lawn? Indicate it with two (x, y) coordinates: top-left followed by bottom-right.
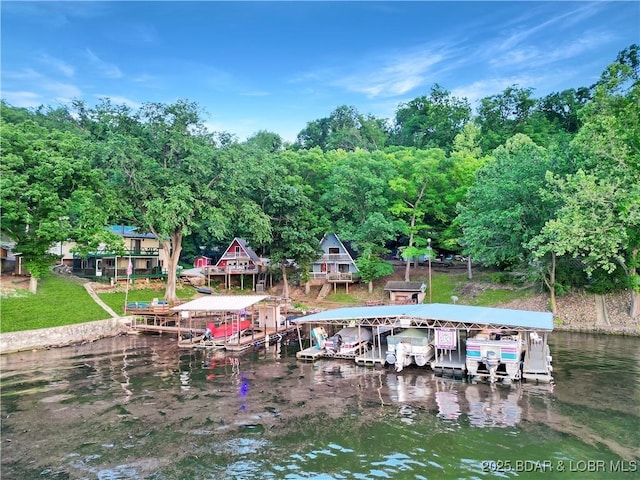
(1, 274), (109, 333)
(1, 274), (198, 333)
(323, 271), (533, 307)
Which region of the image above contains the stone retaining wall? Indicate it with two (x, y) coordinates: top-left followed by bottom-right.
(0, 317), (134, 354)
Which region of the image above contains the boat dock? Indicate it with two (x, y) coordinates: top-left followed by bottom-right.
(292, 303), (555, 383)
(296, 346), (326, 362)
(431, 346), (467, 378)
(355, 340), (388, 367)
(129, 295), (299, 354)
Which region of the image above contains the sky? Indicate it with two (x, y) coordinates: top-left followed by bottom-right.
(1, 1), (638, 143)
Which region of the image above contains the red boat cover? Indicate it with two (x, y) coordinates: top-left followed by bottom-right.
(207, 320), (252, 338)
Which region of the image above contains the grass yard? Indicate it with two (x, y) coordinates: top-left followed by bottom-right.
(321, 271), (530, 307)
(1, 274), (109, 333)
(98, 285), (198, 316)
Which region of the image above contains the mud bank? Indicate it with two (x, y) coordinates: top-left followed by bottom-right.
(0, 317), (134, 354)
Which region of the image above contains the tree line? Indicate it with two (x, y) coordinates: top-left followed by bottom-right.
(1, 45), (638, 316)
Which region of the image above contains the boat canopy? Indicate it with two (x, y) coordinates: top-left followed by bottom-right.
(171, 295), (268, 312)
(294, 303), (553, 331)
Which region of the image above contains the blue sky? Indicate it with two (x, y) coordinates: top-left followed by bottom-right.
(2, 1), (638, 142)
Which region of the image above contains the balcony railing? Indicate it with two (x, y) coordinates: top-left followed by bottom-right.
(220, 252), (252, 260)
(202, 265), (260, 275)
(317, 253), (352, 263)
(308, 272), (355, 282)
(73, 247), (160, 258)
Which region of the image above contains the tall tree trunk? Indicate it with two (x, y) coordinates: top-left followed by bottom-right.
(630, 246), (639, 318)
(549, 252), (557, 315)
(631, 289), (639, 319)
(29, 276), (38, 294)
(163, 232), (183, 303)
(368, 280), (373, 293)
(541, 252), (557, 315)
(404, 214), (417, 282)
(281, 264), (289, 299)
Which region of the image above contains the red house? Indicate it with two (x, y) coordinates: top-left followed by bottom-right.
(202, 238), (265, 290)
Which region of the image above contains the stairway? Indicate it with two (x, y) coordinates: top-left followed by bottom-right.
(316, 282), (333, 301)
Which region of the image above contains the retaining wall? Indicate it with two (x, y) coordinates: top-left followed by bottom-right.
(0, 317), (135, 354)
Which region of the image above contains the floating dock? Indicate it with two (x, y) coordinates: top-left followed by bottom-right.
(292, 303), (555, 383)
(355, 340), (387, 367)
(431, 346), (467, 378)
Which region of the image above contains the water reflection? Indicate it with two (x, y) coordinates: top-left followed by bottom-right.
(1, 332), (638, 479)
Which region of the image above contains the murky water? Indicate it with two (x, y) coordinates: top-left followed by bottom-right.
(1, 332), (638, 479)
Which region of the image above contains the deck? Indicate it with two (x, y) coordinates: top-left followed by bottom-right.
(431, 346), (467, 378)
(355, 339), (388, 366)
(179, 326), (297, 352)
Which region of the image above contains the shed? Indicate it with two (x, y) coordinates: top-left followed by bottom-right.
(384, 281), (426, 304)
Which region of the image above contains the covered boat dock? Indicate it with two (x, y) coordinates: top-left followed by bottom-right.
(294, 303), (554, 381)
(168, 295), (296, 351)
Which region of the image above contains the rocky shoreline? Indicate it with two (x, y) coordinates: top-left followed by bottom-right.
(498, 290), (640, 336)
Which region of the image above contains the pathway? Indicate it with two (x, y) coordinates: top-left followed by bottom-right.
(84, 283), (120, 318)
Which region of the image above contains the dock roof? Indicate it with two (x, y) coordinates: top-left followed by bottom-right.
(171, 295), (268, 312)
(294, 303), (553, 331)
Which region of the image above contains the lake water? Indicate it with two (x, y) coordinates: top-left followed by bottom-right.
(1, 331), (638, 479)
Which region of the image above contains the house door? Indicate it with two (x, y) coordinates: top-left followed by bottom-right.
(96, 259), (103, 277)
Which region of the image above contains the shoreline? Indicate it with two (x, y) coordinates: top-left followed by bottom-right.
(1, 307), (637, 356)
(0, 317), (134, 355)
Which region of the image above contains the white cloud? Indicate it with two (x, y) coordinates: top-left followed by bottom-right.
(85, 49), (123, 79)
(39, 54), (75, 77)
(2, 91), (44, 108)
(302, 44), (450, 100)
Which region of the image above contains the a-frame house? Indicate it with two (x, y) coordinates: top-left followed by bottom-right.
(308, 233), (359, 294)
(202, 238), (265, 290)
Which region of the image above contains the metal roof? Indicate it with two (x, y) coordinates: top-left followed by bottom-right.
(171, 295), (268, 312)
(108, 225), (156, 239)
(384, 281), (426, 292)
(294, 303), (553, 331)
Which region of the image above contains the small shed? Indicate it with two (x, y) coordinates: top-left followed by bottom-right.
(194, 256), (211, 268)
(384, 281), (426, 304)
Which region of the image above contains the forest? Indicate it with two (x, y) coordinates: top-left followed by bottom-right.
(1, 45), (638, 317)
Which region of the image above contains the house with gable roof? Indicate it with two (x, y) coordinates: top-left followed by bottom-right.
(308, 233), (359, 293)
(54, 225), (169, 282)
(202, 237), (266, 290)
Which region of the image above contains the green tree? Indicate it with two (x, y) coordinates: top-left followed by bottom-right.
(261, 183), (321, 299)
(457, 134), (556, 268)
(388, 148), (445, 281)
(296, 105), (389, 152)
(392, 84), (471, 152)
(76, 99), (267, 302)
(475, 85), (537, 152)
(530, 45), (640, 317)
(1, 106), (112, 292)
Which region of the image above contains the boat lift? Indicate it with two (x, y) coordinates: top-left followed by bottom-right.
(293, 303), (554, 383)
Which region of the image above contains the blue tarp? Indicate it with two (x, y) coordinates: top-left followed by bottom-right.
(294, 303), (553, 331)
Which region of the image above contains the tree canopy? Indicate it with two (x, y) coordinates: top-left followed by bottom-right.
(2, 44), (637, 316)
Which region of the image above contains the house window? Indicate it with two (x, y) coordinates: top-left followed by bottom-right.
(338, 264), (350, 273)
(329, 247), (339, 254)
(131, 239), (141, 254)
